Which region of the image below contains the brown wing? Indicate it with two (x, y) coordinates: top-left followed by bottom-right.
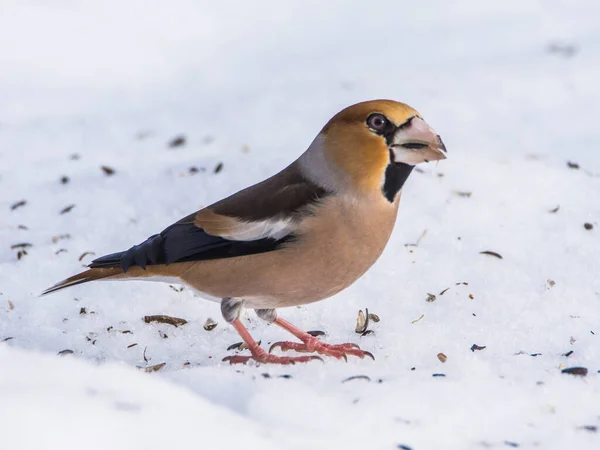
(89, 162), (330, 272)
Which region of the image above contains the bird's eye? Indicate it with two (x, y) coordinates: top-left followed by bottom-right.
(367, 113), (388, 132)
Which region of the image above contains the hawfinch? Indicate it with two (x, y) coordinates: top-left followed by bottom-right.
(43, 100), (447, 365)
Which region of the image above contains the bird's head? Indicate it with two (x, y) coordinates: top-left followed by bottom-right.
(300, 100), (447, 202)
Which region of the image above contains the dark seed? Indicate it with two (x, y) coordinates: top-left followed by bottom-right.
(57, 349), (74, 356)
(504, 441), (519, 448)
(214, 162), (224, 173)
(227, 342), (242, 351)
(59, 204), (75, 215)
(143, 315), (187, 327)
(567, 161), (580, 169)
(549, 205), (560, 213)
(78, 251), (96, 262)
(563, 350), (574, 357)
(579, 425), (597, 433)
(10, 200), (27, 210)
(480, 251), (503, 259)
(397, 445), (413, 450)
(127, 343), (138, 349)
(584, 223), (593, 230)
(432, 373), (446, 377)
(306, 330), (326, 337)
(100, 166), (115, 176)
(454, 191), (472, 198)
(11, 243), (32, 249)
(79, 307), (87, 315)
(471, 344), (486, 352)
(342, 375), (371, 383)
(168, 135), (186, 148)
(561, 366), (588, 376)
(439, 287), (450, 295)
(60, 176), (70, 184)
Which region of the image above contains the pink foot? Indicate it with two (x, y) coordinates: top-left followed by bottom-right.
(223, 346), (323, 365)
(269, 337), (374, 361)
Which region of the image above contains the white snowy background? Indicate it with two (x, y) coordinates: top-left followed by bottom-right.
(1, 1), (599, 449)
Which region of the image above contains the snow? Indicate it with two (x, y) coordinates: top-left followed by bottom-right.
(1, 1), (599, 449)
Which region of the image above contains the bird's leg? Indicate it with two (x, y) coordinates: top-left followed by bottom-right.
(221, 299), (321, 365)
(256, 309), (374, 361)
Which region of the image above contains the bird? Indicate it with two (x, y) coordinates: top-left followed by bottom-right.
(42, 99), (447, 365)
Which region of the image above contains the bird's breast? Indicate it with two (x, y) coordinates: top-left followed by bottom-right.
(180, 194), (401, 309)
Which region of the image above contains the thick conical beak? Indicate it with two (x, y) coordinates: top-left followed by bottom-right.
(390, 117), (447, 165)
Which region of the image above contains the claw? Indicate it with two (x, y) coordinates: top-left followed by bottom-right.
(363, 351), (375, 361)
(268, 342), (280, 354)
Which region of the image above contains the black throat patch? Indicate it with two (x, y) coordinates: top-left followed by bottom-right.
(382, 162), (414, 202)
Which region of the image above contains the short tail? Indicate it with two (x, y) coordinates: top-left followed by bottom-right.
(41, 268), (122, 296)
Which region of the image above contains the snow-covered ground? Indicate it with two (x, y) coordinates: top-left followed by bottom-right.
(1, 1), (599, 449)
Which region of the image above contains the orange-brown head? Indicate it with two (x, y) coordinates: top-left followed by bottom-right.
(299, 100), (446, 202)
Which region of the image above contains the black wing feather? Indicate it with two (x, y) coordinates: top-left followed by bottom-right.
(89, 221), (292, 272)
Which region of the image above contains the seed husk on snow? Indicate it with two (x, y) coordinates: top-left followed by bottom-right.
(227, 341), (260, 351)
(203, 318), (218, 331)
(453, 190), (472, 198)
(57, 349), (74, 356)
(100, 165), (116, 176)
(51, 234), (71, 243)
(426, 293), (436, 302)
(168, 135), (186, 148)
(10, 200), (27, 210)
(59, 204), (75, 215)
(214, 162), (224, 173)
(411, 314), (424, 324)
(307, 330), (326, 337)
(78, 251), (96, 262)
(143, 363), (166, 373)
(561, 366), (588, 376)
(480, 250), (503, 259)
(355, 309), (369, 334)
(11, 243), (32, 250)
(437, 353), (447, 363)
(342, 375), (371, 383)
(470, 344), (486, 352)
(143, 315), (187, 327)
(367, 313), (380, 323)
